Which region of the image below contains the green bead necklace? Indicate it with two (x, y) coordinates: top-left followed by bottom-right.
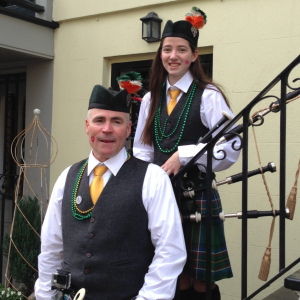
(71, 153), (130, 220)
(154, 82), (197, 153)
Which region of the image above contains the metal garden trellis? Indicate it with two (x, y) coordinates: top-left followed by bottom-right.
(4, 109), (57, 299)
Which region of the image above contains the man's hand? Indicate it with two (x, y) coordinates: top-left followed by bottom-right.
(161, 151), (181, 176)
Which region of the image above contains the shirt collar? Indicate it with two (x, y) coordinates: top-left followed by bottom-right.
(87, 148), (128, 177)
(166, 71), (194, 94)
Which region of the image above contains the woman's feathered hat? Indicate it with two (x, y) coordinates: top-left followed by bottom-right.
(88, 72), (142, 113)
(162, 7), (207, 47)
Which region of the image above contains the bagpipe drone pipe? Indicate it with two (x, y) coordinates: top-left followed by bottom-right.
(170, 55), (300, 300)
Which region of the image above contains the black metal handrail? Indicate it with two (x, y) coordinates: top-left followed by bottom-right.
(172, 54), (300, 299)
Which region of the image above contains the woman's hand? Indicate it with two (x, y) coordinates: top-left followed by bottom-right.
(161, 151), (181, 176)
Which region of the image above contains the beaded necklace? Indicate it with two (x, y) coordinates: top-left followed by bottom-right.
(71, 153), (131, 220)
(154, 81), (197, 153)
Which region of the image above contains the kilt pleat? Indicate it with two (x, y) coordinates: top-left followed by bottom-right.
(183, 184), (233, 282)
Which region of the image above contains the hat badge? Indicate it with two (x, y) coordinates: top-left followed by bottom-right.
(126, 94), (131, 107)
(191, 26), (197, 37)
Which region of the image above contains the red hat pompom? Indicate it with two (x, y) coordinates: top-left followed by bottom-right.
(185, 15), (205, 29)
(119, 81), (142, 95)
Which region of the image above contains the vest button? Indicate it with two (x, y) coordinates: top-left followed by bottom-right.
(166, 137), (170, 140)
(84, 269), (89, 275)
(166, 122), (171, 126)
(90, 218), (95, 223)
(88, 233), (94, 239)
(86, 253), (91, 258)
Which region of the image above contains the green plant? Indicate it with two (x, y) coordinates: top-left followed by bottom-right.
(2, 196), (42, 296)
(0, 285), (23, 300)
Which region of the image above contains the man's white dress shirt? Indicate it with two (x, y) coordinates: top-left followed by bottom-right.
(133, 71), (240, 171)
(35, 148), (186, 300)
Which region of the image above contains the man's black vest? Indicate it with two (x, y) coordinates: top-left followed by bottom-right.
(61, 156), (154, 300)
(153, 83), (209, 166)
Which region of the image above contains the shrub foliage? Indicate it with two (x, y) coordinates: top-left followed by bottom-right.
(2, 196), (41, 296)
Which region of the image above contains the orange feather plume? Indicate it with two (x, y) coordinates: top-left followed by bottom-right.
(185, 15), (205, 29)
(119, 81), (141, 94)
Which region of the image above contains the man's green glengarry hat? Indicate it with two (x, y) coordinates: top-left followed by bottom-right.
(88, 72), (142, 113)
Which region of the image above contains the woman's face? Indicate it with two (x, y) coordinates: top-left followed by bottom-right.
(160, 37), (198, 85)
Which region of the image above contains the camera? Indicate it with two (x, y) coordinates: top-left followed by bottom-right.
(52, 269), (71, 290)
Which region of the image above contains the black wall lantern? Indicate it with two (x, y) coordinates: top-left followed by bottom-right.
(140, 12), (162, 43)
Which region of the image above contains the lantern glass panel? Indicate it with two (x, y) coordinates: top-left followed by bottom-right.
(152, 21), (160, 39)
(142, 21), (151, 38)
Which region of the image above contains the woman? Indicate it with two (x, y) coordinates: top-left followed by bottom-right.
(133, 7), (239, 300)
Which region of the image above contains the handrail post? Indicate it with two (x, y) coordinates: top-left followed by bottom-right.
(205, 143), (213, 300)
(242, 113), (249, 299)
(279, 74), (287, 270)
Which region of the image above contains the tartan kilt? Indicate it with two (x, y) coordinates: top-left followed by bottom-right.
(182, 182), (233, 282)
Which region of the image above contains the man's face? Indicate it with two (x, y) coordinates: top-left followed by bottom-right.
(85, 108), (131, 162)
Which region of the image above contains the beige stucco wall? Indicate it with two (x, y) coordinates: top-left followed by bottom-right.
(51, 0), (300, 299)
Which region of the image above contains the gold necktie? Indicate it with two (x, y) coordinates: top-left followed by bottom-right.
(167, 89), (181, 115)
(90, 166), (108, 204)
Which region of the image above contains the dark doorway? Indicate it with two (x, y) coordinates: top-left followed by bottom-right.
(0, 73), (26, 282)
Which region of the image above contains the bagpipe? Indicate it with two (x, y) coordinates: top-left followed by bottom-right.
(169, 55), (300, 299)
(170, 64), (300, 225)
(171, 82), (300, 223)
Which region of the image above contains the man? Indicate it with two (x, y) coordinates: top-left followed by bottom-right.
(35, 85), (186, 300)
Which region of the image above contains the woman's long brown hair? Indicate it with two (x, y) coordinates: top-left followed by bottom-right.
(140, 39), (230, 146)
